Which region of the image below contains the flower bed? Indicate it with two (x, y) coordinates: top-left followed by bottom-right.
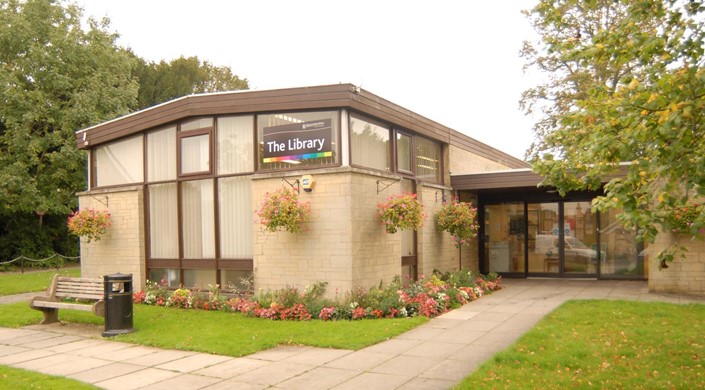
(133, 270), (502, 321)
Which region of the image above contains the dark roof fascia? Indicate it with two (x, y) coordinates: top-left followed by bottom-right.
(451, 164), (630, 191)
(75, 83), (526, 169)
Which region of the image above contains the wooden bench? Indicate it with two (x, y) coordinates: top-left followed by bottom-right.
(29, 274), (105, 324)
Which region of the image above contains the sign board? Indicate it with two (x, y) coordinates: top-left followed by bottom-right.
(262, 119), (332, 163)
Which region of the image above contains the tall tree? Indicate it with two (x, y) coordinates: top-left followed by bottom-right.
(522, 0), (705, 265)
(0, 0), (138, 258)
(133, 55), (249, 109)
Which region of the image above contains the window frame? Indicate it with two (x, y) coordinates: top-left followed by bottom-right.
(348, 113), (392, 173)
(177, 127), (214, 178)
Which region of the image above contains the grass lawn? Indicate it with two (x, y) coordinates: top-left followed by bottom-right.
(0, 365), (98, 389)
(456, 300), (705, 389)
(0, 302), (428, 356)
(0, 268), (80, 296)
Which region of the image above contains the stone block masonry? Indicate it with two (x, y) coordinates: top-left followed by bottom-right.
(77, 187), (146, 292)
(649, 231), (705, 295)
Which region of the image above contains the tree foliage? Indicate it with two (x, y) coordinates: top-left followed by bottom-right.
(522, 0), (705, 265)
(133, 55), (249, 109)
(0, 0), (248, 259)
(0, 0), (138, 257)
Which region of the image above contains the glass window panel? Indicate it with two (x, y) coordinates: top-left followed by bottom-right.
(181, 117), (212, 132)
(485, 203), (525, 273)
(181, 134), (210, 174)
(149, 183), (178, 258)
(182, 179), (215, 259)
(148, 268), (179, 288)
(147, 126), (176, 182)
(217, 116), (254, 174)
(95, 135), (143, 186)
(415, 137), (441, 183)
(563, 202), (597, 274)
(600, 209), (646, 277)
(220, 270), (253, 293)
(218, 177), (253, 258)
(257, 111), (339, 170)
(528, 203), (559, 274)
(183, 269), (216, 289)
(396, 133), (412, 172)
(350, 116), (390, 171)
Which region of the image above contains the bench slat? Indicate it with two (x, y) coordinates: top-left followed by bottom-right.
(32, 301), (94, 311)
(55, 292), (104, 300)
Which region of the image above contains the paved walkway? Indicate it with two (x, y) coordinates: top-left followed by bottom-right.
(1, 279), (704, 389)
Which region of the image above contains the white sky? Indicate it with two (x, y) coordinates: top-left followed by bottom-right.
(77, 0), (541, 161)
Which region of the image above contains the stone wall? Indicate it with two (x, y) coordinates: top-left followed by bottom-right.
(649, 231), (705, 295)
(449, 144), (517, 174)
(77, 186), (146, 291)
(252, 168), (463, 296)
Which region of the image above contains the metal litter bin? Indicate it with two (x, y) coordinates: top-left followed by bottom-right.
(102, 273), (135, 337)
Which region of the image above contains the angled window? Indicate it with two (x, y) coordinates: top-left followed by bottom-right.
(94, 135), (143, 187)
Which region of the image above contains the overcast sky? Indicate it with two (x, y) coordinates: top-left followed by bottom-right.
(77, 0), (541, 161)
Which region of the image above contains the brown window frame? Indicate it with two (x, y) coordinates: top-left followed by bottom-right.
(177, 128), (214, 178)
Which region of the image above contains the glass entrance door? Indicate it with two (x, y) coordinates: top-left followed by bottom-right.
(563, 202), (598, 275)
(528, 203), (560, 275)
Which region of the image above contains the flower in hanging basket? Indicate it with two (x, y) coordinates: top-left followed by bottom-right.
(377, 193), (425, 234)
(257, 187), (311, 233)
(666, 202), (704, 235)
(436, 197), (479, 248)
(67, 209), (111, 243)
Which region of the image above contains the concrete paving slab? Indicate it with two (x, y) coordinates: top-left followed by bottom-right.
(94, 367), (181, 390)
(46, 339), (106, 353)
(446, 343), (499, 364)
(14, 334), (82, 349)
(193, 357), (270, 379)
(246, 345), (312, 361)
(369, 354), (439, 376)
(32, 356), (112, 376)
(72, 340), (136, 357)
(276, 366), (359, 390)
(402, 376), (457, 389)
(438, 309), (481, 320)
(424, 317), (465, 329)
(127, 349), (198, 366)
(202, 379), (268, 390)
(429, 327), (485, 344)
(230, 361), (314, 386)
(0, 348), (54, 365)
(360, 337), (418, 355)
(324, 350), (394, 371)
(68, 362), (146, 383)
(92, 345), (162, 362)
(0, 344), (31, 357)
(3, 331), (57, 346)
(330, 372), (411, 390)
(138, 373), (223, 389)
(394, 325), (447, 341)
(12, 353), (71, 371)
(420, 356), (477, 382)
(155, 352), (232, 373)
(403, 340), (466, 359)
(280, 347), (352, 366)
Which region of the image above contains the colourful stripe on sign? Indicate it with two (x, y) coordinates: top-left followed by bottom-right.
(263, 151), (332, 163)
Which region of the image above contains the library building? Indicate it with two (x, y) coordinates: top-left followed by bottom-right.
(75, 84), (704, 296)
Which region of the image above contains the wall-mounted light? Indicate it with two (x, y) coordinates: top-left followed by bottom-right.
(301, 175), (315, 192)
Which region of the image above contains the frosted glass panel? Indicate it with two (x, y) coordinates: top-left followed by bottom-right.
(147, 127), (176, 182)
(350, 117), (390, 171)
(217, 116), (254, 174)
(95, 135), (143, 186)
(149, 183), (178, 258)
(182, 180), (215, 258)
(218, 177), (253, 258)
(181, 134), (210, 174)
